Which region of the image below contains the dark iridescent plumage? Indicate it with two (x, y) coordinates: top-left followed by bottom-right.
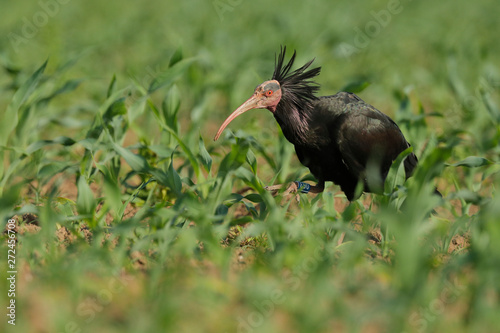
(271, 47), (417, 200)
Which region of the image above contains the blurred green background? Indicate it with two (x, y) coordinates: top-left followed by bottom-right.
(1, 0), (499, 332)
(2, 0), (498, 134)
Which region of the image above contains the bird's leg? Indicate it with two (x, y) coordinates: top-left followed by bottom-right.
(265, 181), (325, 196)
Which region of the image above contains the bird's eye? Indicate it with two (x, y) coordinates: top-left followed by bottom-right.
(266, 90), (273, 97)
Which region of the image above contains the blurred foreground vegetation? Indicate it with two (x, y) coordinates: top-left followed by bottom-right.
(1, 0), (499, 332)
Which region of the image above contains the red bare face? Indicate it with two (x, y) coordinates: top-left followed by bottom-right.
(214, 80), (282, 141)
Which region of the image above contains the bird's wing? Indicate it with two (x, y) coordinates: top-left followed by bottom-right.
(334, 97), (414, 183)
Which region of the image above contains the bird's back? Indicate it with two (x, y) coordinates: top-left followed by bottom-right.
(295, 92), (418, 200)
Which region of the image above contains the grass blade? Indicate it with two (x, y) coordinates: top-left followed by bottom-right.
(0, 60), (47, 146)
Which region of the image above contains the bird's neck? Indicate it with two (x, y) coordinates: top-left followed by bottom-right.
(273, 102), (314, 146)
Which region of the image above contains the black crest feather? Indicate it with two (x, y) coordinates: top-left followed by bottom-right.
(270, 47), (322, 145)
(272, 46), (321, 108)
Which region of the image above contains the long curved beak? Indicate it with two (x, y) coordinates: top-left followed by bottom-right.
(214, 95), (262, 141)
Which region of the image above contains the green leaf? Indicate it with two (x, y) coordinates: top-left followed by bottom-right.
(384, 146), (413, 194)
(449, 190), (483, 205)
(223, 193), (244, 205)
(111, 143), (150, 172)
(448, 156), (493, 168)
(76, 175), (97, 216)
(107, 74), (117, 98)
(244, 193), (263, 203)
(149, 152), (182, 196)
(25, 136), (76, 155)
(0, 60), (47, 146)
(78, 138), (97, 151)
(246, 149), (257, 174)
(148, 58), (195, 94)
(149, 145), (174, 158)
(481, 89), (500, 124)
(218, 149), (245, 178)
(103, 98), (127, 121)
(162, 85), (181, 132)
(217, 139), (250, 178)
(169, 47), (183, 67)
(149, 168), (168, 187)
(340, 80), (371, 93)
(198, 135), (212, 172)
(215, 204), (228, 218)
(37, 161), (71, 179)
(97, 164), (122, 219)
(127, 95), (148, 123)
(38, 79), (83, 105)
(167, 158), (183, 196)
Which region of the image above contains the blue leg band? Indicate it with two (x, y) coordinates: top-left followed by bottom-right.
(296, 181), (311, 194)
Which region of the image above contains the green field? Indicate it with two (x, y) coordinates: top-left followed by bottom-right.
(1, 0), (500, 332)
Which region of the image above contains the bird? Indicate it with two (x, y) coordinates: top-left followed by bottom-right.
(214, 47), (418, 201)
